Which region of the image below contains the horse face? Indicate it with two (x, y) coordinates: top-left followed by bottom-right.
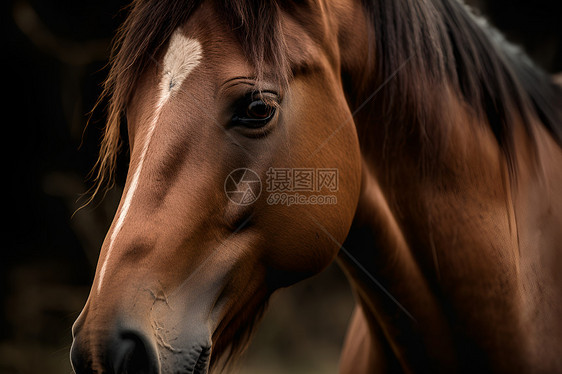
(71, 2), (362, 372)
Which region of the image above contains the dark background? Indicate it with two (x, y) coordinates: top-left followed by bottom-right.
(2, 0), (561, 373)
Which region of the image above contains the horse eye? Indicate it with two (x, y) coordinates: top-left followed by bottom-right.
(232, 95), (277, 129)
(246, 100), (275, 120)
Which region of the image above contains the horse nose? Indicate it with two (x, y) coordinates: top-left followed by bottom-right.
(71, 327), (159, 374)
(110, 330), (159, 374)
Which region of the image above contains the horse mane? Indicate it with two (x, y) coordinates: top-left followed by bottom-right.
(362, 0), (562, 172)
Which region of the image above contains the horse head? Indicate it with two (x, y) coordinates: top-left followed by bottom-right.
(71, 1), (366, 372)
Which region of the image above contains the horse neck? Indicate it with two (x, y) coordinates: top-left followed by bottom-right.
(340, 77), (475, 362)
(338, 60), (538, 367)
(339, 46), (562, 370)
(334, 1), (562, 370)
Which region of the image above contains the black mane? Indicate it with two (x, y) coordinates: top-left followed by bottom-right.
(363, 0), (562, 164)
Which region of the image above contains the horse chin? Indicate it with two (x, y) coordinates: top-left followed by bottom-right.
(158, 344), (211, 374)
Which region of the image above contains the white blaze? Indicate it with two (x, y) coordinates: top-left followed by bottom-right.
(97, 30), (203, 293)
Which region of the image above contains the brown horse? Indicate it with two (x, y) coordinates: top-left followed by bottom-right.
(71, 0), (562, 373)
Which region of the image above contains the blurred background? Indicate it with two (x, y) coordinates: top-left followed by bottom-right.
(2, 0), (561, 373)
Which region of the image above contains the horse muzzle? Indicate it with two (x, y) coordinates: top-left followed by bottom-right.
(71, 314), (212, 374)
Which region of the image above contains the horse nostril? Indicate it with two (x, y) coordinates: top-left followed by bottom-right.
(112, 330), (159, 374)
